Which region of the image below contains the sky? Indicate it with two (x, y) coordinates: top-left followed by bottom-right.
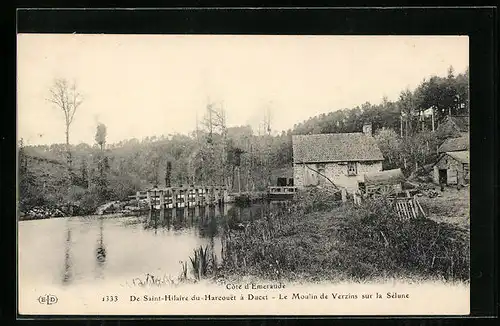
(17, 34), (469, 146)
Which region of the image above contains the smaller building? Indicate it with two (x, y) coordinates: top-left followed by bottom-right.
(362, 168), (405, 196)
(433, 151), (469, 185)
(438, 134), (469, 154)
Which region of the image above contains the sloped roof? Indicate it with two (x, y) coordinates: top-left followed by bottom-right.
(438, 135), (469, 153)
(364, 168), (405, 186)
(436, 115), (470, 136)
(435, 151), (470, 167)
(450, 116), (469, 132)
(446, 151), (469, 164)
(292, 133), (384, 163)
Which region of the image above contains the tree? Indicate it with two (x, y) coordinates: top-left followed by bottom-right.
(200, 101), (228, 186)
(398, 89), (418, 138)
(413, 68), (469, 124)
(95, 123), (107, 151)
(47, 78), (83, 171)
(78, 158), (89, 189)
(91, 123), (111, 202)
(374, 128), (402, 169)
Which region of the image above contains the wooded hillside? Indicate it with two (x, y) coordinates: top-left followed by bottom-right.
(18, 66), (468, 212)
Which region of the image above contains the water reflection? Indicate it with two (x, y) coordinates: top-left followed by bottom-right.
(142, 200), (290, 238)
(95, 217), (107, 280)
(21, 200), (291, 288)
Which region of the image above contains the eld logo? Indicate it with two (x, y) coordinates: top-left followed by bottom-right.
(38, 294), (58, 305)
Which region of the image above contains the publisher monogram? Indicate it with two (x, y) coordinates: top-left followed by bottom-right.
(38, 294), (58, 305)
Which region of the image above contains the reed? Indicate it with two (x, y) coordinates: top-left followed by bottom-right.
(179, 261), (188, 281)
(189, 245), (215, 280)
(131, 273), (178, 287)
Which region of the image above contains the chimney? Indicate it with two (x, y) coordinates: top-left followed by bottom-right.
(362, 123), (373, 136)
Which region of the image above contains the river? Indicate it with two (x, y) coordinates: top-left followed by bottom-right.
(18, 201), (286, 291)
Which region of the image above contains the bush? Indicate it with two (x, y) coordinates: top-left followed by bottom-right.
(292, 187), (342, 214)
(108, 174), (142, 201)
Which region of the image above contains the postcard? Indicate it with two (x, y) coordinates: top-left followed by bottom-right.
(17, 33), (470, 316)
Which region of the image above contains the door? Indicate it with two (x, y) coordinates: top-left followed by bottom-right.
(438, 169), (447, 185)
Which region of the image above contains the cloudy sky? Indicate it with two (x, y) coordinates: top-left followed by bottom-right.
(17, 34), (468, 145)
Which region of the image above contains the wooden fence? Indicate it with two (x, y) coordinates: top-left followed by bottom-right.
(392, 195), (426, 220)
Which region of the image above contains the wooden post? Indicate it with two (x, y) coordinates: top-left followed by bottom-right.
(159, 190), (165, 209)
(136, 191), (141, 209)
(159, 207), (165, 222)
(147, 191), (152, 209)
(195, 188), (200, 206)
(206, 188), (210, 205)
(172, 188), (177, 208)
(215, 202), (220, 217)
(215, 187), (220, 205)
(181, 189), (185, 208)
(341, 188), (347, 203)
(167, 189), (171, 208)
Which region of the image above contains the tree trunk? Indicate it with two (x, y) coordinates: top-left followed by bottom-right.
(431, 108), (435, 131)
(87, 165), (91, 189)
(230, 165), (235, 192)
(237, 167), (241, 193)
(65, 126), (72, 169)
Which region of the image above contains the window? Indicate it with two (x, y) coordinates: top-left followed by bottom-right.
(347, 162), (357, 176)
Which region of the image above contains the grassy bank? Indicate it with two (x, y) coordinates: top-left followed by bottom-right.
(418, 186), (470, 228)
(217, 188), (470, 283)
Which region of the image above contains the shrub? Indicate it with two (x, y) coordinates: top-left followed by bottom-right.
(292, 187), (342, 214)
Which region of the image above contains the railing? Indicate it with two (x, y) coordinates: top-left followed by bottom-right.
(268, 186), (299, 195)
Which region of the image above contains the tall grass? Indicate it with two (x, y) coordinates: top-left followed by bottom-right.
(188, 245), (218, 281)
(220, 188), (470, 282)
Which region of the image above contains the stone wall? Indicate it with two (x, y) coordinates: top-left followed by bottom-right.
(433, 155), (468, 185)
(293, 161), (383, 193)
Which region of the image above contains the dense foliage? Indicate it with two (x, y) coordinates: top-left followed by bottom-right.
(18, 66), (468, 213)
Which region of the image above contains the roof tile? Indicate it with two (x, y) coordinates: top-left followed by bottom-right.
(292, 133), (384, 163)
(438, 135), (469, 153)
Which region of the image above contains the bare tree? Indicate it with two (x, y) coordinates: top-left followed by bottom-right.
(201, 101), (228, 186)
(47, 78), (83, 170)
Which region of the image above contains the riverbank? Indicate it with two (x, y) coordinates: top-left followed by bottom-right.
(217, 187), (470, 283)
(18, 198), (145, 221)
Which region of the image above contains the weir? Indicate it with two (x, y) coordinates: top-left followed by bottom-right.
(132, 186), (231, 210)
